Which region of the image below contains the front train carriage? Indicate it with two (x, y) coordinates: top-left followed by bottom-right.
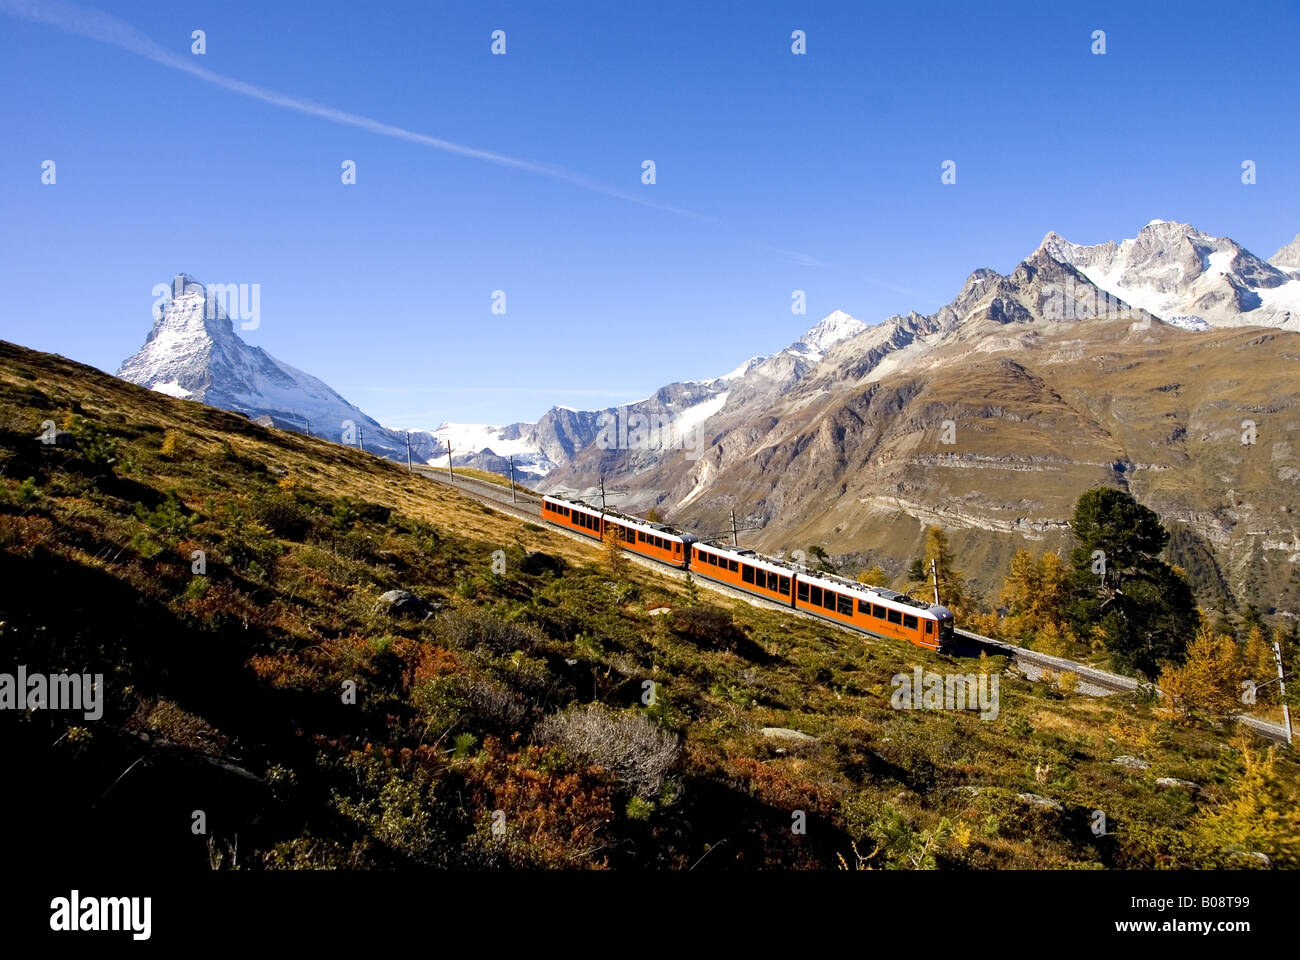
(691, 543), (796, 606)
(793, 571), (954, 652)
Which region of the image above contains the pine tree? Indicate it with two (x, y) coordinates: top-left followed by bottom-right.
(1242, 625), (1277, 706)
(999, 548), (1070, 640)
(918, 526), (966, 611)
(1194, 737), (1300, 868)
(1159, 623), (1243, 721)
(856, 565), (888, 587)
(1063, 487), (1198, 677)
(603, 520), (625, 576)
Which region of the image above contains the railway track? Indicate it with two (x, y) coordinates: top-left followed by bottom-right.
(412, 465), (1293, 745)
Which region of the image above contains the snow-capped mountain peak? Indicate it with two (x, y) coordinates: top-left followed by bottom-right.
(787, 310), (868, 361)
(118, 274), (446, 465)
(1039, 222), (1300, 330)
(1270, 233), (1300, 278)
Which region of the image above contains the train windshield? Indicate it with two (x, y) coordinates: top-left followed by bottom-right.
(938, 619), (954, 647)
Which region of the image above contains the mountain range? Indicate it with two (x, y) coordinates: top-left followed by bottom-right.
(114, 222), (1300, 611)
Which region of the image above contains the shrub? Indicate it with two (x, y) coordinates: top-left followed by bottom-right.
(17, 477), (40, 503)
(135, 490), (197, 537)
(63, 414), (118, 470)
(535, 702), (681, 800)
(437, 609), (543, 655)
(671, 606), (744, 650)
(250, 492), (312, 541)
(160, 429), (186, 459)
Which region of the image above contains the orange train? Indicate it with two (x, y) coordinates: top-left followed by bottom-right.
(540, 495), (955, 652)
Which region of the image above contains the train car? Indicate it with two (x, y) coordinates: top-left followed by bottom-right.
(690, 542), (797, 606)
(793, 570), (954, 651)
(602, 512), (694, 569)
(540, 496), (604, 540)
(540, 495), (694, 569)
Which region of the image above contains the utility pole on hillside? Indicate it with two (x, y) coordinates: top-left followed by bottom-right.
(446, 441), (455, 481)
(1274, 640), (1293, 746)
(931, 558), (941, 606)
(697, 512), (760, 547)
(508, 455), (517, 503)
(405, 431), (412, 473)
(590, 477), (629, 515)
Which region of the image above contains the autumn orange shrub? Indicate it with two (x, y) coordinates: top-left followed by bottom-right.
(464, 735), (615, 868)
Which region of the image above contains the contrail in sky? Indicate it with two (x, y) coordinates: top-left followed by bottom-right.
(1, 0), (724, 224)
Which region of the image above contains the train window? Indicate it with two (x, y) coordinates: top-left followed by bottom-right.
(797, 581), (809, 602)
(639, 532), (646, 542)
(887, 609), (902, 625)
(925, 621), (933, 634)
(711, 554), (719, 565)
(779, 576), (790, 594)
(742, 565), (755, 584)
(837, 594), (853, 616)
(903, 614), (918, 629)
(728, 560), (738, 572)
(872, 604), (886, 619)
(810, 585), (822, 606)
(823, 590), (836, 611)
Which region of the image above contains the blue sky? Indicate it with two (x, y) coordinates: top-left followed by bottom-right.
(2, 0), (1298, 427)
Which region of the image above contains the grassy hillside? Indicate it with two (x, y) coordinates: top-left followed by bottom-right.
(1, 339), (1294, 870)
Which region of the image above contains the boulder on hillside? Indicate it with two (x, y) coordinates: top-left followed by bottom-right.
(374, 589), (440, 620)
